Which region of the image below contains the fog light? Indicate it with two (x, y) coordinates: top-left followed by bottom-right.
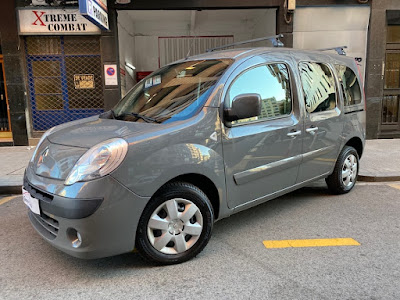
(67, 228), (82, 248)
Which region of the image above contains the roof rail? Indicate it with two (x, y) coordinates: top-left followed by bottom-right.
(206, 34), (284, 52)
(317, 46), (348, 56)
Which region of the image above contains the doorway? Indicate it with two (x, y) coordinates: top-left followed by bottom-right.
(0, 55), (12, 141)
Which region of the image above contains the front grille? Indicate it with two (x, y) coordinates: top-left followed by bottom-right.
(29, 211), (59, 240)
(24, 178), (53, 203)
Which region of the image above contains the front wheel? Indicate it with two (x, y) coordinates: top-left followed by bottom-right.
(136, 182), (214, 265)
(326, 146), (359, 194)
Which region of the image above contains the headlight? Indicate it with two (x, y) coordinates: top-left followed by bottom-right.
(64, 138), (128, 186)
(30, 127), (56, 163)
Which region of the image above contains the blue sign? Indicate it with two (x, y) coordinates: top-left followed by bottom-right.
(79, 0), (109, 30)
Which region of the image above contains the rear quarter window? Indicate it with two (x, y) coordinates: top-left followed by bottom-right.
(299, 62), (337, 113)
(335, 64), (362, 106)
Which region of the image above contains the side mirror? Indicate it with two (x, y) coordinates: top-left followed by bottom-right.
(224, 93), (261, 122)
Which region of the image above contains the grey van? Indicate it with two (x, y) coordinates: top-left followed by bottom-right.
(23, 47), (366, 264)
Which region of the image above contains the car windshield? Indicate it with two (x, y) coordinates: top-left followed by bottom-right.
(113, 59), (233, 124)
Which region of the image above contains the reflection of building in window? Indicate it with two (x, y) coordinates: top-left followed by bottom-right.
(335, 65), (361, 106)
(260, 97), (280, 118)
(300, 63), (336, 113)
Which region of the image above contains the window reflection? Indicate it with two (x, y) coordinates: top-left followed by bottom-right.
(227, 63), (292, 124)
(335, 64), (362, 106)
(299, 62), (336, 113)
(113, 59), (233, 123)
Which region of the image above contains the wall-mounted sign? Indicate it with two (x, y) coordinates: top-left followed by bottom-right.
(74, 74), (95, 89)
(104, 64), (118, 86)
(18, 8), (101, 35)
(79, 0), (109, 30)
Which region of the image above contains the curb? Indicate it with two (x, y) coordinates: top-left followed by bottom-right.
(0, 185), (22, 195)
(358, 175), (400, 182)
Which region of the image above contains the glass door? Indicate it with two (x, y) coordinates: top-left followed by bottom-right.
(0, 55), (12, 140)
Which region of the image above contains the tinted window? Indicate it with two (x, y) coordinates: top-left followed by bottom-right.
(299, 62), (336, 113)
(227, 63), (292, 124)
(335, 65), (362, 106)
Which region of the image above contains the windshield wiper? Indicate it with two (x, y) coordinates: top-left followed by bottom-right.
(117, 112), (161, 123)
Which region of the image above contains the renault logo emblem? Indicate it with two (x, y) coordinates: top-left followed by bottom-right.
(37, 147), (49, 168)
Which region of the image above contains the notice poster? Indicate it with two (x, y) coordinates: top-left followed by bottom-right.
(104, 64), (118, 86)
(74, 74), (95, 89)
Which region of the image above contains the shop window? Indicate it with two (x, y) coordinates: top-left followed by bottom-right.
(387, 25), (400, 43)
(299, 62), (336, 113)
(227, 63), (292, 124)
(385, 53), (400, 89)
(26, 37), (61, 55)
(335, 65), (362, 106)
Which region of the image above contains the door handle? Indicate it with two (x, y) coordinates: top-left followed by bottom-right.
(306, 126), (319, 135)
(287, 130), (302, 138)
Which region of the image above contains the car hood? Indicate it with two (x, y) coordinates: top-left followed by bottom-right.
(47, 116), (158, 148)
(31, 116), (160, 180)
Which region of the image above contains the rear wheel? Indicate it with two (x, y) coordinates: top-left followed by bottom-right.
(326, 146), (359, 194)
(136, 182), (214, 265)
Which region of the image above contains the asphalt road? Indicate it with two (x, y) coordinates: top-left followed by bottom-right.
(1, 182), (399, 300)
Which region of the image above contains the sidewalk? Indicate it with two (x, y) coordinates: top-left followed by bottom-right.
(0, 139), (399, 194)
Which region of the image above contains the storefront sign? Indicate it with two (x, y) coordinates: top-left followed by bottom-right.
(18, 8), (101, 35)
(79, 0), (109, 30)
(104, 64), (118, 86)
(74, 74), (95, 89)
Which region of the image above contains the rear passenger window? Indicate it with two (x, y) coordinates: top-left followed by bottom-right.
(299, 62), (337, 113)
(335, 65), (362, 106)
(227, 63), (292, 124)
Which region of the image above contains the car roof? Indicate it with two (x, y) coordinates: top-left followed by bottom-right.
(177, 47), (356, 67)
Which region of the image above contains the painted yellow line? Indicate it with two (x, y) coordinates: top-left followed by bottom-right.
(0, 195), (19, 206)
(388, 184), (400, 190)
(263, 238), (360, 249)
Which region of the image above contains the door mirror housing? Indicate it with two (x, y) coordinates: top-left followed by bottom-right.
(224, 93), (261, 122)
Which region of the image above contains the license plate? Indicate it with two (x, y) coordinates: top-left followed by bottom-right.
(22, 188), (40, 215)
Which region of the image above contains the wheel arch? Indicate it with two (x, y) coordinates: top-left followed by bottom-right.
(153, 173), (220, 220)
(344, 136), (364, 159)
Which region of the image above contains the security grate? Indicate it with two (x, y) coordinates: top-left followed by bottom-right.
(158, 36), (234, 67)
(26, 36), (104, 132)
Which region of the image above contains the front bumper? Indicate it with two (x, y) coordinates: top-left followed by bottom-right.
(24, 167), (150, 259)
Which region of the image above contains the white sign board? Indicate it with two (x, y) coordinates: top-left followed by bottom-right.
(18, 8), (101, 35)
(104, 64), (118, 86)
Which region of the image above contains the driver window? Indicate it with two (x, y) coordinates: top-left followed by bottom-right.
(227, 63), (292, 124)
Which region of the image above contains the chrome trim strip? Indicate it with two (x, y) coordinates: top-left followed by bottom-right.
(233, 154), (303, 185)
(302, 145), (336, 162)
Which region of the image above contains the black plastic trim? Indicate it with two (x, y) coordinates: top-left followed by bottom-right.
(24, 177), (104, 219)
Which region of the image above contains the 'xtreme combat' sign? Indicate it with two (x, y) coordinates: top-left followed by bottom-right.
(18, 8), (101, 35)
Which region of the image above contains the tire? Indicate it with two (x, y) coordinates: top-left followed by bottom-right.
(136, 182), (214, 265)
(326, 146), (359, 195)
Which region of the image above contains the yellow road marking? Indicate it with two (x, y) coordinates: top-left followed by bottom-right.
(0, 195), (19, 206)
(388, 184), (400, 190)
(263, 238), (360, 249)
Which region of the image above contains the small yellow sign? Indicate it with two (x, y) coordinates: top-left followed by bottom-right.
(74, 74), (95, 89)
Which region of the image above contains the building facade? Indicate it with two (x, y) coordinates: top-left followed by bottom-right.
(0, 0), (399, 145)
